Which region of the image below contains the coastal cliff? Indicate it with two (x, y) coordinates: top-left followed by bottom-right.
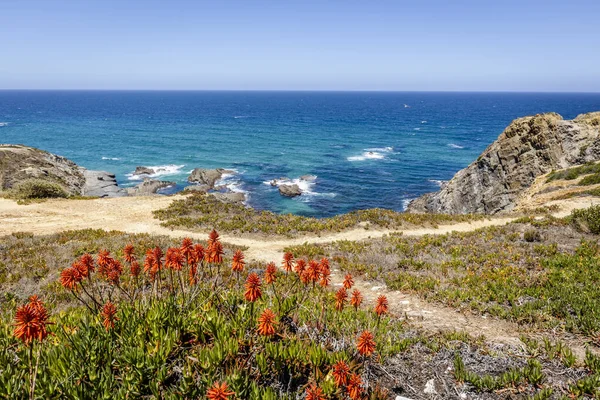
(407, 112), (600, 214)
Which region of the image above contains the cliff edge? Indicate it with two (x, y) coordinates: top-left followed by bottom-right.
(407, 112), (600, 214)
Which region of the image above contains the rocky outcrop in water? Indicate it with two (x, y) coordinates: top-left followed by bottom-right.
(188, 168), (233, 188)
(407, 112), (600, 214)
(134, 166), (155, 176)
(126, 179), (175, 196)
(279, 184), (302, 197)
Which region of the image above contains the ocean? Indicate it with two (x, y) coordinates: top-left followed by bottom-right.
(1, 91), (599, 217)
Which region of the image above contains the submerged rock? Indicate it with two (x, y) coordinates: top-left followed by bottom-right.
(187, 168), (234, 188)
(126, 179), (174, 196)
(279, 184), (302, 197)
(407, 111), (600, 214)
(133, 166), (155, 176)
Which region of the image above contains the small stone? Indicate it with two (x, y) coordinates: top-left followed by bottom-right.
(424, 379), (437, 395)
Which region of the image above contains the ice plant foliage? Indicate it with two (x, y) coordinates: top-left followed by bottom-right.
(206, 381), (234, 400)
(257, 308), (277, 336)
(375, 295), (389, 317)
(357, 330), (376, 357)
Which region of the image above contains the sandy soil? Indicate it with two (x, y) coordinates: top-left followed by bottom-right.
(0, 195), (593, 356)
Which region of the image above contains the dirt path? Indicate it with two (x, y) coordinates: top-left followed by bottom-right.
(0, 195), (592, 355)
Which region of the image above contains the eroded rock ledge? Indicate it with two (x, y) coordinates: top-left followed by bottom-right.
(407, 112), (600, 214)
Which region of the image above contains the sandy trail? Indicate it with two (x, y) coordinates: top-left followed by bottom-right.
(0, 195), (593, 354)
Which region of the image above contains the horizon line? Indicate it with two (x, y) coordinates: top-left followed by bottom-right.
(1, 89), (600, 94)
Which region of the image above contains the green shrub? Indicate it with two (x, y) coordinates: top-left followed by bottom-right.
(579, 173), (600, 186)
(571, 205), (600, 234)
(6, 179), (69, 199)
(523, 229), (542, 242)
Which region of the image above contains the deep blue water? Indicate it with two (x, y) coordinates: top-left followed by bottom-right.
(1, 91), (599, 217)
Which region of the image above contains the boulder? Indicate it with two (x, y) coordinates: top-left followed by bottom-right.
(81, 169), (126, 198)
(183, 184), (210, 193)
(279, 184), (302, 197)
(187, 168), (234, 188)
(300, 175), (317, 182)
(134, 166), (155, 176)
(407, 112), (600, 214)
(126, 179), (175, 196)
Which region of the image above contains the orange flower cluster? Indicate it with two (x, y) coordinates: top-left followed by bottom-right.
(347, 373), (364, 400)
(343, 273), (354, 289)
(101, 302), (118, 330)
(335, 287), (348, 311)
(332, 359), (350, 387)
(264, 262), (277, 284)
(305, 383), (326, 400)
(206, 381), (234, 400)
(374, 295), (388, 317)
(282, 252), (294, 272)
(59, 253), (98, 290)
(205, 229), (224, 264)
(244, 272), (262, 302)
(180, 237), (194, 265)
(231, 249), (245, 272)
(144, 247), (164, 280)
(257, 308), (277, 336)
(294, 259), (306, 275)
(356, 330), (376, 357)
(350, 289), (363, 310)
(319, 258), (331, 287)
(13, 296), (51, 344)
(166, 247), (184, 270)
(293, 257), (332, 287)
(123, 244), (136, 263)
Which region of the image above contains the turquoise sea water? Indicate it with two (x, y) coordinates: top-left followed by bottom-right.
(1, 91), (599, 217)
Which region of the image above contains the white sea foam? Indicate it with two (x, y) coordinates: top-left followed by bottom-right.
(421, 120), (427, 124)
(402, 198), (414, 210)
(215, 169), (249, 195)
(447, 143), (464, 149)
(263, 176), (336, 200)
(127, 164), (186, 181)
(413, 128), (421, 131)
(347, 146), (395, 162)
(0, 122), (8, 127)
(428, 179), (447, 188)
(102, 157), (121, 161)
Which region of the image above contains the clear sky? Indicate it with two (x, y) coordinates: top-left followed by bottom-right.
(1, 0), (599, 91)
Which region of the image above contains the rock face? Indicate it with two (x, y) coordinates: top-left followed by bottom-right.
(0, 144), (86, 194)
(279, 184), (302, 197)
(134, 166), (155, 176)
(211, 192), (246, 204)
(125, 179), (174, 196)
(407, 112), (600, 214)
(81, 170), (126, 198)
(188, 168), (233, 188)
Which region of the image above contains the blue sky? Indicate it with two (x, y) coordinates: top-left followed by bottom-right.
(1, 0), (599, 91)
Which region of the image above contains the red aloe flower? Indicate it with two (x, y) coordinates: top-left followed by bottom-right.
(206, 241), (224, 264)
(101, 302), (118, 330)
(294, 259), (306, 275)
(189, 263), (198, 285)
(105, 259), (123, 285)
(244, 272), (262, 302)
(166, 247), (184, 270)
(27, 295), (44, 312)
(257, 308), (277, 336)
(97, 249), (111, 270)
(332, 359), (350, 387)
(143, 249), (156, 277)
(319, 257), (330, 272)
(60, 267), (82, 290)
(123, 244), (135, 263)
(346, 373), (364, 400)
(343, 273), (354, 289)
(305, 383), (326, 400)
(152, 247), (163, 271)
(79, 253), (95, 276)
(356, 330), (376, 357)
(180, 237), (194, 264)
(306, 260), (321, 284)
(350, 289), (363, 310)
(206, 381), (234, 400)
(319, 259), (331, 287)
(374, 295), (388, 317)
(192, 244), (204, 265)
(72, 260), (88, 279)
(335, 287), (347, 311)
(130, 260), (141, 277)
(264, 262), (277, 284)
(13, 298), (50, 344)
(231, 250), (245, 272)
(282, 252), (294, 272)
(207, 229), (220, 247)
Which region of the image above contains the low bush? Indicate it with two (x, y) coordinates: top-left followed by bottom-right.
(571, 205), (600, 234)
(6, 179), (69, 199)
